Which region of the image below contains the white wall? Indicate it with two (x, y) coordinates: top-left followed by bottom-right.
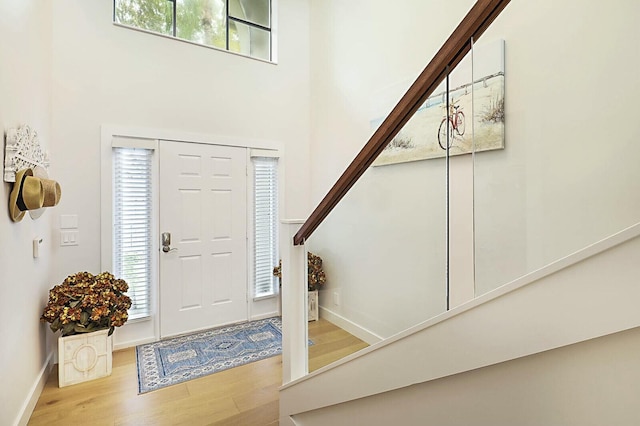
(474, 0), (640, 293)
(307, 0), (640, 337)
(308, 0), (477, 338)
(308, 0), (476, 199)
(0, 1), (54, 425)
(50, 0), (311, 345)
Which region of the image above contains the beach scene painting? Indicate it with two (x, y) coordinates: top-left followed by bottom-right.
(372, 39), (505, 166)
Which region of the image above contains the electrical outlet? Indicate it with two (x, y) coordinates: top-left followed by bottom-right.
(333, 290), (341, 306)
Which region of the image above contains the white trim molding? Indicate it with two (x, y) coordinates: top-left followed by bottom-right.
(319, 306), (383, 346)
(16, 351), (53, 426)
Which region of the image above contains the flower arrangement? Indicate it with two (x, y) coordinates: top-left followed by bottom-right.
(307, 252), (326, 291)
(41, 271), (132, 336)
(273, 252), (326, 291)
(273, 260), (282, 285)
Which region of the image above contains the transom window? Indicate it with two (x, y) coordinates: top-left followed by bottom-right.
(114, 0), (272, 61)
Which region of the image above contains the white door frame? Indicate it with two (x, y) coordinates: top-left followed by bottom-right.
(100, 125), (283, 348)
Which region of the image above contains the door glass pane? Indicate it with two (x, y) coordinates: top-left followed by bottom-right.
(229, 20), (270, 60)
(176, 0), (226, 49)
(229, 0), (270, 28)
(115, 0), (174, 36)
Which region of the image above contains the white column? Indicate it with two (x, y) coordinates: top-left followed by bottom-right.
(280, 219), (308, 384)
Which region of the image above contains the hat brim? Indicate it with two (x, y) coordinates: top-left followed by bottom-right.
(9, 168), (32, 222)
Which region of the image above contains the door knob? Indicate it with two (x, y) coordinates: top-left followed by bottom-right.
(161, 232), (177, 253)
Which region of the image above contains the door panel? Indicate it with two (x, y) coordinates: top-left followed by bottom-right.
(159, 141), (248, 338)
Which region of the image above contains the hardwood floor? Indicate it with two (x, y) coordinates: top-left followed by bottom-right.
(29, 319), (368, 425)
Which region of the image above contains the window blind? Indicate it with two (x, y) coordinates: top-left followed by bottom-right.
(253, 157), (279, 298)
(114, 147), (152, 319)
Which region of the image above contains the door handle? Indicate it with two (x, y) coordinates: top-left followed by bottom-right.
(161, 232), (177, 253)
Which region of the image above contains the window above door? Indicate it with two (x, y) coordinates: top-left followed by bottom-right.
(113, 0), (274, 62)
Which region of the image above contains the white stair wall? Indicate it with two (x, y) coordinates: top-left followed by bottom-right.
(280, 224), (640, 425)
(293, 326), (640, 425)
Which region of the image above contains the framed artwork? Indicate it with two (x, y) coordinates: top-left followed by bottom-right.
(372, 39), (505, 166)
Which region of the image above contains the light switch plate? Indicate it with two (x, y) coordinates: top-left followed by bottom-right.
(60, 230), (79, 246)
(60, 214), (78, 229)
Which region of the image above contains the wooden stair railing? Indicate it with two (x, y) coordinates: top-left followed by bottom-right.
(293, 0), (511, 246)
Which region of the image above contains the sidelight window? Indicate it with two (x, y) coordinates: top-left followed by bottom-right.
(113, 147), (153, 319)
(253, 156), (279, 298)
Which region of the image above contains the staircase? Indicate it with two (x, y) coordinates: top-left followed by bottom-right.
(280, 225), (640, 425)
(279, 0), (640, 423)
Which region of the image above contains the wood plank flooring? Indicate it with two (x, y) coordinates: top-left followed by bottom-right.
(29, 319), (368, 426)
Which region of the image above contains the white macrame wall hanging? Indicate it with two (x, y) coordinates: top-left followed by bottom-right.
(4, 124), (50, 182)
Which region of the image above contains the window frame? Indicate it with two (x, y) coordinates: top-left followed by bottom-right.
(101, 135), (160, 326)
(112, 0), (276, 63)
(112, 146), (155, 320)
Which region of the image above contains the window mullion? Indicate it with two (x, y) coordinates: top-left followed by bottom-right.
(171, 0), (176, 37)
(228, 16), (271, 32)
(225, 0), (230, 51)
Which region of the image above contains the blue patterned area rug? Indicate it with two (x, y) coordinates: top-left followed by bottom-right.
(137, 316), (288, 394)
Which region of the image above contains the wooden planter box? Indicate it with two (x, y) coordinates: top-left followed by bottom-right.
(308, 290), (319, 322)
(58, 329), (113, 387)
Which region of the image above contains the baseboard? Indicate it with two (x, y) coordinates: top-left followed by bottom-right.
(16, 350), (53, 426)
(251, 311), (281, 321)
(113, 336), (156, 351)
(319, 306), (383, 345)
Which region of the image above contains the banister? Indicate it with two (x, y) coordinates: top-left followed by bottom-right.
(293, 0), (511, 246)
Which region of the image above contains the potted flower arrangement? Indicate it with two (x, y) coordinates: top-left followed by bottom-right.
(41, 271), (132, 336)
(41, 271), (132, 387)
(306, 252), (326, 292)
(273, 253), (325, 321)
(306, 253), (325, 321)
(272, 252), (327, 291)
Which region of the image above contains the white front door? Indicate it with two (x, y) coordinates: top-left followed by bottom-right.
(159, 140), (248, 338)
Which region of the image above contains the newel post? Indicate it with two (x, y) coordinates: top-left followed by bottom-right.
(280, 219), (308, 384)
